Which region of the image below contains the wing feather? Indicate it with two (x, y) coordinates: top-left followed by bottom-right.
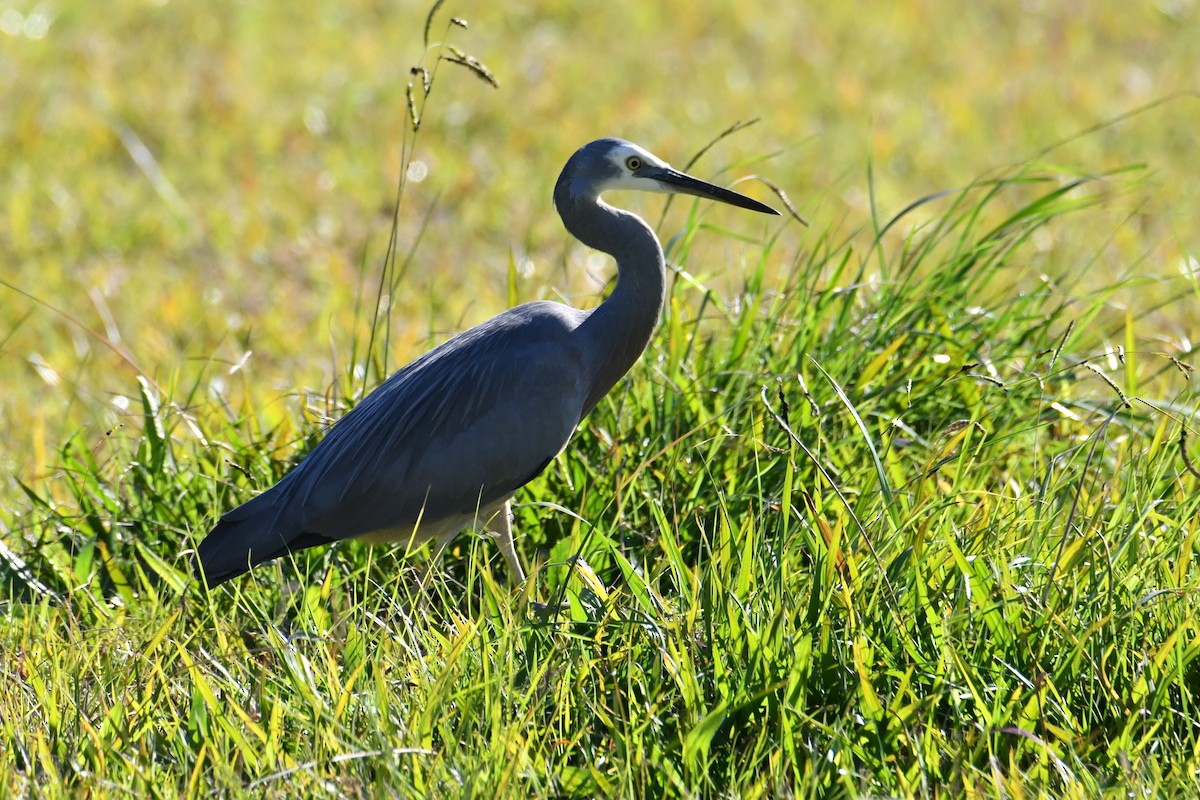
(282, 302), (589, 539)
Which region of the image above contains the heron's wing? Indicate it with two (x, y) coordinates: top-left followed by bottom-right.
(285, 303), (589, 539)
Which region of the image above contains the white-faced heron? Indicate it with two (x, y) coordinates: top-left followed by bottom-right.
(196, 138), (779, 586)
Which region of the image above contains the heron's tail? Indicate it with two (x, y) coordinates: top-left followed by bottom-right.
(195, 489), (333, 587)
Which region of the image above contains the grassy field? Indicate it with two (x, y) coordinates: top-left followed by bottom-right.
(3, 0), (1200, 796)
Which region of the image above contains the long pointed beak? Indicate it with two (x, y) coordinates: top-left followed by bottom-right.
(651, 167), (780, 215)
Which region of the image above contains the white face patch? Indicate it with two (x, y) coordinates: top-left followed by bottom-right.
(602, 142), (673, 194)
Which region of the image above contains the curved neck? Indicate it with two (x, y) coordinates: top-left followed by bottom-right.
(554, 184), (666, 416)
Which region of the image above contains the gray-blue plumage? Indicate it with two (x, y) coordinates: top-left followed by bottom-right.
(196, 138), (778, 586)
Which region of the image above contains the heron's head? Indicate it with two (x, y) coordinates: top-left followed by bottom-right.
(556, 138), (779, 216)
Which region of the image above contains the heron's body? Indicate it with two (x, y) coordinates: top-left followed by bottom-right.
(196, 138), (777, 587)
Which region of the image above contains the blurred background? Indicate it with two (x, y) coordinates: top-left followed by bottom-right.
(1, 0), (1197, 485)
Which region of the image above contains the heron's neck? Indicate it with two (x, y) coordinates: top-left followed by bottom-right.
(559, 196), (666, 416)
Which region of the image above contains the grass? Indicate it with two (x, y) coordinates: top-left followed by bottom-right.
(3, 1), (1200, 796)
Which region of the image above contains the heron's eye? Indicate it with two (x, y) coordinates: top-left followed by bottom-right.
(625, 156), (642, 171)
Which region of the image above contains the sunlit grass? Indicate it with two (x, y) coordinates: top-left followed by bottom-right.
(2, 0), (1198, 475)
(3, 1), (1200, 796)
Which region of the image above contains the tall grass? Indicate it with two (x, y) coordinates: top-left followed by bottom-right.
(5, 146), (1199, 796)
